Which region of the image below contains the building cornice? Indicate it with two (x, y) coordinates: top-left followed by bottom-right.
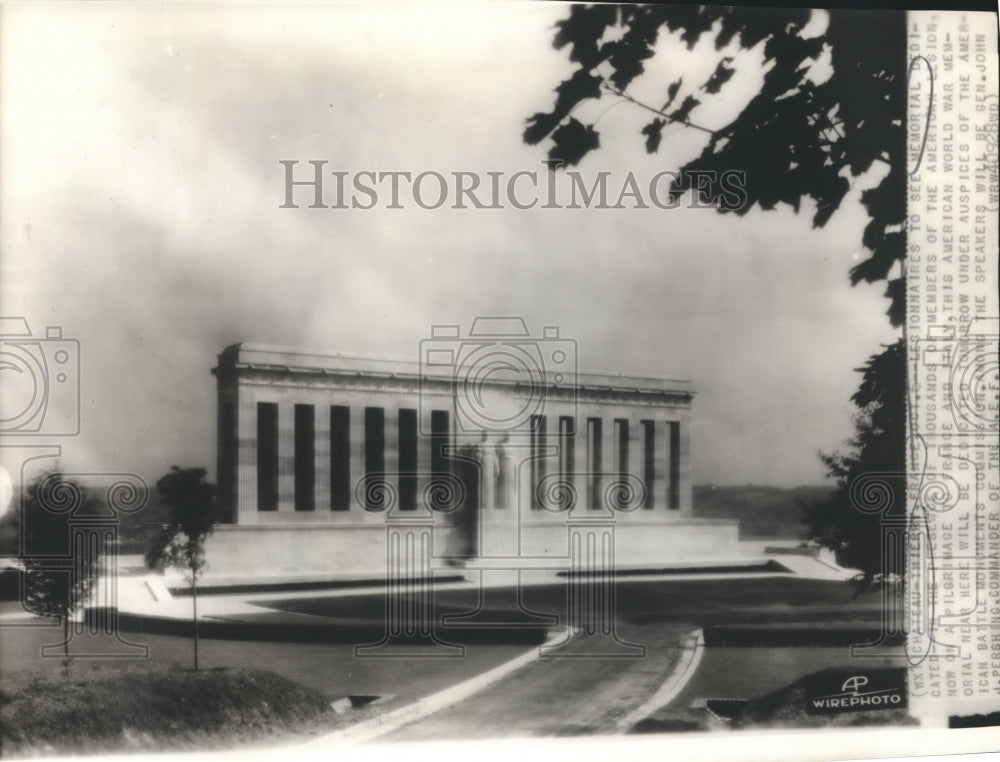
(212, 342), (694, 401)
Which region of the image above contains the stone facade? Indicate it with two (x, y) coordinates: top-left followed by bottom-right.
(206, 333), (738, 580)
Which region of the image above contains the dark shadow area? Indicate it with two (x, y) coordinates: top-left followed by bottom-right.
(121, 577), (887, 648)
(115, 610), (550, 646)
(168, 575), (466, 596)
(557, 560), (792, 577)
(949, 712), (1000, 729)
(703, 625), (903, 648)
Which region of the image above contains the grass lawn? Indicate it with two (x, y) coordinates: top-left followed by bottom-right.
(0, 663), (337, 757)
(254, 576), (884, 629)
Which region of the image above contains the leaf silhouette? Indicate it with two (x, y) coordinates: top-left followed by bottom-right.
(668, 94), (700, 123)
(641, 118), (667, 154)
(884, 278), (905, 327)
(851, 231), (904, 284)
(662, 78), (683, 111)
(523, 70), (603, 145)
(702, 57), (735, 94)
(548, 118), (600, 166)
(552, 5), (619, 67)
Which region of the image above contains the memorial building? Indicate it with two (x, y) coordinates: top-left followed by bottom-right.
(204, 322), (738, 580)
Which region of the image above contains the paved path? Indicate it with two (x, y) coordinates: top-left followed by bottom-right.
(381, 622), (692, 741)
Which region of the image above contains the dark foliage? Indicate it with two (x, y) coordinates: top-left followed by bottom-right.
(804, 341), (907, 581)
(146, 467), (218, 574)
(548, 117), (601, 166)
(524, 6), (907, 326)
(18, 472), (100, 655)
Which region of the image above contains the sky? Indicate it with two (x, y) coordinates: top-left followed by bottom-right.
(0, 2), (901, 495)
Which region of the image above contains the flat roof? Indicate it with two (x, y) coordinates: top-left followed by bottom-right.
(214, 342), (693, 396)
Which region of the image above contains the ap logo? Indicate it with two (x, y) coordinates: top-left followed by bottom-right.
(841, 675), (869, 694)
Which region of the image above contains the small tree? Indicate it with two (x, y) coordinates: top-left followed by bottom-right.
(149, 467), (218, 670)
(20, 471), (99, 658)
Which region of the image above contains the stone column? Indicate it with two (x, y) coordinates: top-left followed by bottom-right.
(572, 415), (588, 515)
(315, 404), (331, 513)
(583, 411), (599, 511)
(529, 414), (551, 512)
(622, 418), (634, 476)
(236, 399), (258, 523)
(350, 405), (366, 513)
(666, 420), (680, 511)
(677, 418), (692, 515)
(600, 414), (615, 511)
(417, 407), (435, 510)
(277, 402), (295, 513)
(624, 418), (639, 511)
(652, 418), (667, 511)
(384, 406), (399, 510)
(216, 396), (236, 523)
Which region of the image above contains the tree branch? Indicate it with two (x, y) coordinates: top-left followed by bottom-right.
(601, 82), (717, 135)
